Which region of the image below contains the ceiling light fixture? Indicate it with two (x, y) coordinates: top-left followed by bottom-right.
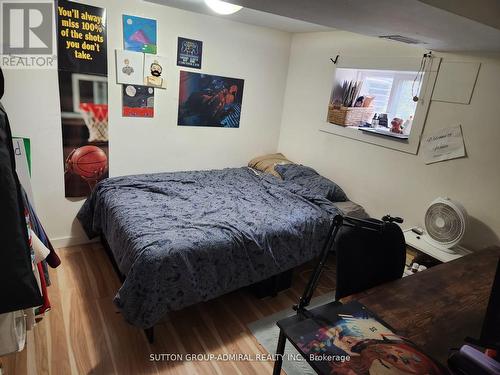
(204, 0), (242, 15)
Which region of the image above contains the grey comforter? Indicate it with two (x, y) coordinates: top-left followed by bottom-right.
(78, 167), (341, 328)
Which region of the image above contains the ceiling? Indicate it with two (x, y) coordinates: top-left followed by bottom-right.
(146, 0), (500, 52)
(144, 0), (332, 33)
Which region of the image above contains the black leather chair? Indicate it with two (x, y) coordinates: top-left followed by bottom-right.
(334, 217), (406, 300)
(272, 215), (406, 375)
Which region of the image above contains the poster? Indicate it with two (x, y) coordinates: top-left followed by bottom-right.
(177, 37), (203, 69)
(115, 50), (144, 85)
(421, 125), (466, 164)
(57, 1), (107, 75)
(57, 0), (108, 197)
(143, 54), (167, 89)
(123, 15), (157, 54)
(178, 71), (244, 128)
(123, 85), (154, 118)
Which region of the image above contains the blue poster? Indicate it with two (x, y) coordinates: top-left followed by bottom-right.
(177, 37), (203, 69)
(123, 15), (157, 54)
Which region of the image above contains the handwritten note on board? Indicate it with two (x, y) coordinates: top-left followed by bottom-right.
(421, 125), (465, 164)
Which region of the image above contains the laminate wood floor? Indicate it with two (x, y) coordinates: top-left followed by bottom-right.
(0, 243), (336, 375)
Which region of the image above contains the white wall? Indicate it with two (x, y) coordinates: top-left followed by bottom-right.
(2, 0), (291, 246)
(278, 30), (500, 250)
(4, 5), (499, 251)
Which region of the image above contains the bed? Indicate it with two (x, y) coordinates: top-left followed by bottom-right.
(77, 165), (366, 329)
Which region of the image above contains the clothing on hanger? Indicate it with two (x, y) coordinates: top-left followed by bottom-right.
(0, 66), (43, 314)
(22, 189), (61, 270)
(0, 311), (26, 356)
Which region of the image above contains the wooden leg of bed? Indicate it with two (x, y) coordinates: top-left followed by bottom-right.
(271, 275), (279, 297)
(144, 327), (155, 343)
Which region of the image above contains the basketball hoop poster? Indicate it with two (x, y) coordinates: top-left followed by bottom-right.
(57, 0), (109, 197)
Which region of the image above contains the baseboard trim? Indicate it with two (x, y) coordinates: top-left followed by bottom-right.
(50, 235), (99, 249)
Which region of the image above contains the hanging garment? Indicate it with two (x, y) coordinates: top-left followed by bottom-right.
(0, 97), (43, 313)
(31, 229), (50, 263)
(41, 261), (50, 287)
(0, 311), (26, 356)
(26, 218), (51, 319)
(24, 308), (35, 331)
(21, 189), (54, 287)
(35, 262), (51, 316)
(24, 224), (41, 330)
(22, 189), (61, 269)
(24, 263), (50, 330)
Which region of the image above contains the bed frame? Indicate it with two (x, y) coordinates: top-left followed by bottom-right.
(100, 235), (293, 343)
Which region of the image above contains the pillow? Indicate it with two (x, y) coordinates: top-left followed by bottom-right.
(275, 164), (348, 202)
(297, 175), (348, 202)
(248, 153), (293, 178)
(274, 164), (318, 180)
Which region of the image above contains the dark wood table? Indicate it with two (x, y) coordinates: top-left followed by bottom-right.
(341, 246), (500, 364)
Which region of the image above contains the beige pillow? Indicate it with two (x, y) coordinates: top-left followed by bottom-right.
(248, 153), (294, 178)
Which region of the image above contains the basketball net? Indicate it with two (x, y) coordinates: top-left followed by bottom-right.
(79, 103), (109, 142)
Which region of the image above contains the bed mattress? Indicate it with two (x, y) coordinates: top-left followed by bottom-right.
(78, 167), (342, 328)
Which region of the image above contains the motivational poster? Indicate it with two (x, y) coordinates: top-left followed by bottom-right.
(57, 0), (109, 197)
(57, 0), (107, 74)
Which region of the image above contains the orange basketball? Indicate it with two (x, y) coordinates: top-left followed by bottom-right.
(67, 145), (108, 180)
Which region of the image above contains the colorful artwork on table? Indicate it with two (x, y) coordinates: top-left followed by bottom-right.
(178, 71), (244, 128)
(143, 54), (167, 89)
(122, 85), (154, 118)
(177, 37), (203, 69)
(288, 301), (445, 375)
(115, 50), (144, 85)
(57, 0), (108, 197)
(123, 15), (157, 54)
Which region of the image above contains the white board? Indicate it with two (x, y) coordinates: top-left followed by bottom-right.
(432, 61), (480, 104)
(12, 138), (35, 206)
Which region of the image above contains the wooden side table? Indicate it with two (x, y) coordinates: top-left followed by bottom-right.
(403, 229), (472, 276)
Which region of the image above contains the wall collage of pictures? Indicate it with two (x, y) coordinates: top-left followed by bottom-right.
(56, 0), (245, 198)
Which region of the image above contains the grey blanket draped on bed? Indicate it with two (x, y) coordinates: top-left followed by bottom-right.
(77, 167), (341, 328)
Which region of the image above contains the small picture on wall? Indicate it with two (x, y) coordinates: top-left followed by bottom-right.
(177, 37), (203, 69)
(115, 50), (144, 85)
(178, 71), (244, 128)
(123, 15), (157, 54)
(122, 85), (154, 118)
(143, 54), (167, 89)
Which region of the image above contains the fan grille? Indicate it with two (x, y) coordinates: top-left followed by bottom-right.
(425, 202), (464, 245)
